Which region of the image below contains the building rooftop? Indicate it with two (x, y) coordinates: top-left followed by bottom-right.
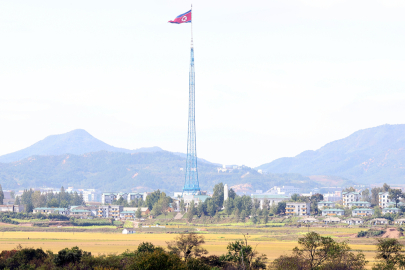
(322, 208), (344, 212)
(353, 208), (374, 211)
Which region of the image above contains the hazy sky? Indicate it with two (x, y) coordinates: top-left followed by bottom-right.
(1, 0), (404, 167)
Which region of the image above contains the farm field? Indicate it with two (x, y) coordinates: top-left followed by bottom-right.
(0, 228), (382, 267)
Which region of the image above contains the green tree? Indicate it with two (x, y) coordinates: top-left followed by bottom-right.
(180, 199), (185, 212)
(262, 208), (269, 224)
(362, 189), (371, 202)
(374, 206), (382, 218)
(343, 186), (356, 192)
(212, 183), (224, 210)
(187, 200), (196, 223)
(136, 207), (142, 219)
(0, 184), (4, 205)
(228, 188), (237, 200)
(196, 203), (204, 217)
(388, 189), (404, 208)
(383, 183), (391, 192)
(271, 233), (367, 270)
(166, 233), (208, 262)
(371, 187), (383, 206)
(372, 238), (404, 270)
(220, 235), (267, 269)
(240, 210), (246, 223)
(277, 202), (286, 215)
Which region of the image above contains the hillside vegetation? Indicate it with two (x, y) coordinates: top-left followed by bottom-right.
(257, 124), (405, 184)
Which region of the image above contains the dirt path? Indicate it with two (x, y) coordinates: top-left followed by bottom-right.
(381, 228), (402, 239)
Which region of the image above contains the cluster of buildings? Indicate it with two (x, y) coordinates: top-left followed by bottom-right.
(32, 205), (153, 220)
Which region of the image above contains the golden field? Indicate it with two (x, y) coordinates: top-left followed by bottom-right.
(0, 230), (379, 267)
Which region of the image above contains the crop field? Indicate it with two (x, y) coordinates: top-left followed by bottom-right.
(0, 227), (382, 267)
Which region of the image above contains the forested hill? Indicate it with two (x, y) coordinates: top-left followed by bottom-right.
(0, 150), (317, 193)
(257, 124), (405, 184)
(0, 129), (162, 163)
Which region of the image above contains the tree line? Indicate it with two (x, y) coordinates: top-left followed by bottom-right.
(1, 232), (404, 269)
(16, 187), (85, 212)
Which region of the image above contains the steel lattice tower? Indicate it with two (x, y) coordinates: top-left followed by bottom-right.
(183, 20), (200, 195)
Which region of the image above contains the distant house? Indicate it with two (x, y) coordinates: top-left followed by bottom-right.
(317, 201), (335, 210)
(122, 229), (135, 234)
(0, 205), (24, 213)
(298, 217), (318, 223)
(322, 209), (344, 216)
(352, 208), (374, 217)
(323, 217), (341, 224)
(343, 218), (364, 225)
(394, 219), (405, 225)
(382, 208), (400, 215)
(347, 201), (371, 208)
(369, 218), (389, 225)
(33, 207), (69, 215)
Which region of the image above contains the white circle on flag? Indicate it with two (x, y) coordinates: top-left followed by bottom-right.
(182, 16), (187, 22)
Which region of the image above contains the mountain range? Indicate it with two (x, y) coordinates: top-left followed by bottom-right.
(257, 124), (405, 184)
(0, 129), (316, 192)
(1, 124), (404, 192)
(0, 129), (162, 163)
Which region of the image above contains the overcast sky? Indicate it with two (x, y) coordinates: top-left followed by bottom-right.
(0, 0), (404, 167)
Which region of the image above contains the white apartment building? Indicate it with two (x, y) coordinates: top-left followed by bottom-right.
(101, 193), (117, 204)
(285, 202), (310, 216)
(379, 192), (391, 208)
(127, 193), (143, 203)
(317, 201), (335, 210)
(97, 205), (123, 219)
(265, 186), (300, 196)
(323, 192), (341, 202)
(342, 192), (361, 206)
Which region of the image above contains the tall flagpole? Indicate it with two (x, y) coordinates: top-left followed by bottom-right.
(183, 4), (200, 195)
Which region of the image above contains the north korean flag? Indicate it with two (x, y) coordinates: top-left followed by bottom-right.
(168, 10), (192, 24)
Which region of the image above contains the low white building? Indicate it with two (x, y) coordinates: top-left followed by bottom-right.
(33, 207), (69, 215)
(323, 217), (341, 223)
(352, 208), (374, 217)
(286, 202), (310, 216)
(322, 208), (344, 216)
(382, 207), (400, 215)
(298, 217), (318, 223)
(0, 205), (24, 213)
(122, 229), (136, 234)
(394, 219), (405, 225)
(343, 218), (364, 225)
(370, 218), (389, 225)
